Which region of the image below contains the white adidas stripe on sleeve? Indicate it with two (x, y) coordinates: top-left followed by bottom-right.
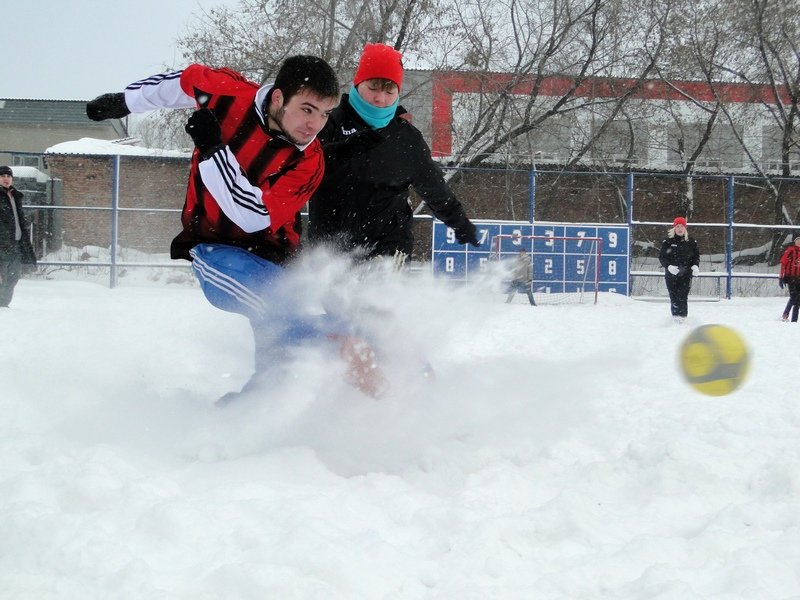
(124, 70), (196, 112)
(198, 146), (271, 233)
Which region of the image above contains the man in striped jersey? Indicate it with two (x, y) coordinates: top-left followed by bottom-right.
(87, 57), (343, 399)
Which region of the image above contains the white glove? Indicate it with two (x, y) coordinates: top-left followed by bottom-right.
(691, 265), (699, 276)
(667, 265), (680, 275)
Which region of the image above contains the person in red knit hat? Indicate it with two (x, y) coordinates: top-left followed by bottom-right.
(659, 216), (701, 322)
(353, 42), (405, 90)
(308, 42), (479, 267)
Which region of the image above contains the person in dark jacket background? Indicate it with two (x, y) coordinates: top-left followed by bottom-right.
(0, 166), (37, 307)
(308, 43), (479, 267)
(659, 216), (700, 321)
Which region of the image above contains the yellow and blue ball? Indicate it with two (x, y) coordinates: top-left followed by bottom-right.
(679, 324), (750, 396)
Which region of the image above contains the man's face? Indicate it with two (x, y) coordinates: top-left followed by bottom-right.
(268, 89), (338, 146)
(0, 174), (12, 188)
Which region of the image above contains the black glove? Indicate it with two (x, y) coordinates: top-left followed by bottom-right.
(454, 218), (480, 247)
(86, 92), (130, 121)
(185, 108), (223, 157)
(779, 277), (785, 289)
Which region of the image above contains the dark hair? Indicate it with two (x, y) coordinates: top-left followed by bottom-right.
(273, 55), (339, 102)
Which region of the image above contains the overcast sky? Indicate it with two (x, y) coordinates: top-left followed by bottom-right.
(6, 0), (240, 101)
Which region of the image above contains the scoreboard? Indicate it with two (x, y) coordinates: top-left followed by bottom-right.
(431, 221), (630, 295)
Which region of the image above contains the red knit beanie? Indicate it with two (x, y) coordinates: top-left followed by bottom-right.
(353, 43), (404, 89)
(673, 216), (687, 227)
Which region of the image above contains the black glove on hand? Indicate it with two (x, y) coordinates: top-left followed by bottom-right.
(454, 218), (480, 247)
(185, 108), (223, 157)
(779, 277), (785, 289)
(86, 93), (130, 121)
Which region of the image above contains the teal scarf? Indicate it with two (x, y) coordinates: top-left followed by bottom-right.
(347, 85), (397, 129)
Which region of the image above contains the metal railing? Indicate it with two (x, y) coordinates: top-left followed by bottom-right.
(11, 153), (799, 296)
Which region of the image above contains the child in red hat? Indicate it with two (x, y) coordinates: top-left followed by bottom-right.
(659, 216), (701, 322)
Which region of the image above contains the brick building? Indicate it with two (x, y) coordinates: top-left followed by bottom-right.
(44, 139), (189, 255)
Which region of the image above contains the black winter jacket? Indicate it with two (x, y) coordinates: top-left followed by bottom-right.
(659, 232), (699, 277)
(308, 94), (474, 258)
(0, 186), (37, 266)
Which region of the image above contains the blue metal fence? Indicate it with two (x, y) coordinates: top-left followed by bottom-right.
(13, 154), (800, 296)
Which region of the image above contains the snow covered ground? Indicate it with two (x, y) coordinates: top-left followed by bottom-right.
(2, 255), (799, 599)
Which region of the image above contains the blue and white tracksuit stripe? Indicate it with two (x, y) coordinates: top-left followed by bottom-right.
(189, 243), (276, 321)
(189, 244), (345, 354)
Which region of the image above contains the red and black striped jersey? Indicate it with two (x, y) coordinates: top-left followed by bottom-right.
(123, 64), (325, 263)
(780, 244), (800, 280)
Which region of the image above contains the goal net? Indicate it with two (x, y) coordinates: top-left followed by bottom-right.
(490, 234), (602, 304)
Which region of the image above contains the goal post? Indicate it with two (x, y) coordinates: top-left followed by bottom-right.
(491, 234), (602, 304)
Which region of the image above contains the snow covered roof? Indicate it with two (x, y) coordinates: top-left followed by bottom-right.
(45, 137), (190, 158)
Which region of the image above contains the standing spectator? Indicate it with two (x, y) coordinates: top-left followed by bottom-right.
(779, 235), (800, 323)
(659, 216), (700, 322)
(505, 247), (536, 305)
(0, 166), (37, 307)
(87, 57), (345, 398)
(308, 43), (479, 268)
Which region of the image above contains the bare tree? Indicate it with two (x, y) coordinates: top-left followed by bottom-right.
(690, 0), (800, 260)
(434, 0), (673, 169)
(136, 0), (452, 148)
(641, 0), (731, 219)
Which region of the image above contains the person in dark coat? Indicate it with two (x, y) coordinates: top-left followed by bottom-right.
(778, 235), (800, 322)
(308, 43), (479, 267)
(659, 216), (700, 321)
(0, 166), (37, 307)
